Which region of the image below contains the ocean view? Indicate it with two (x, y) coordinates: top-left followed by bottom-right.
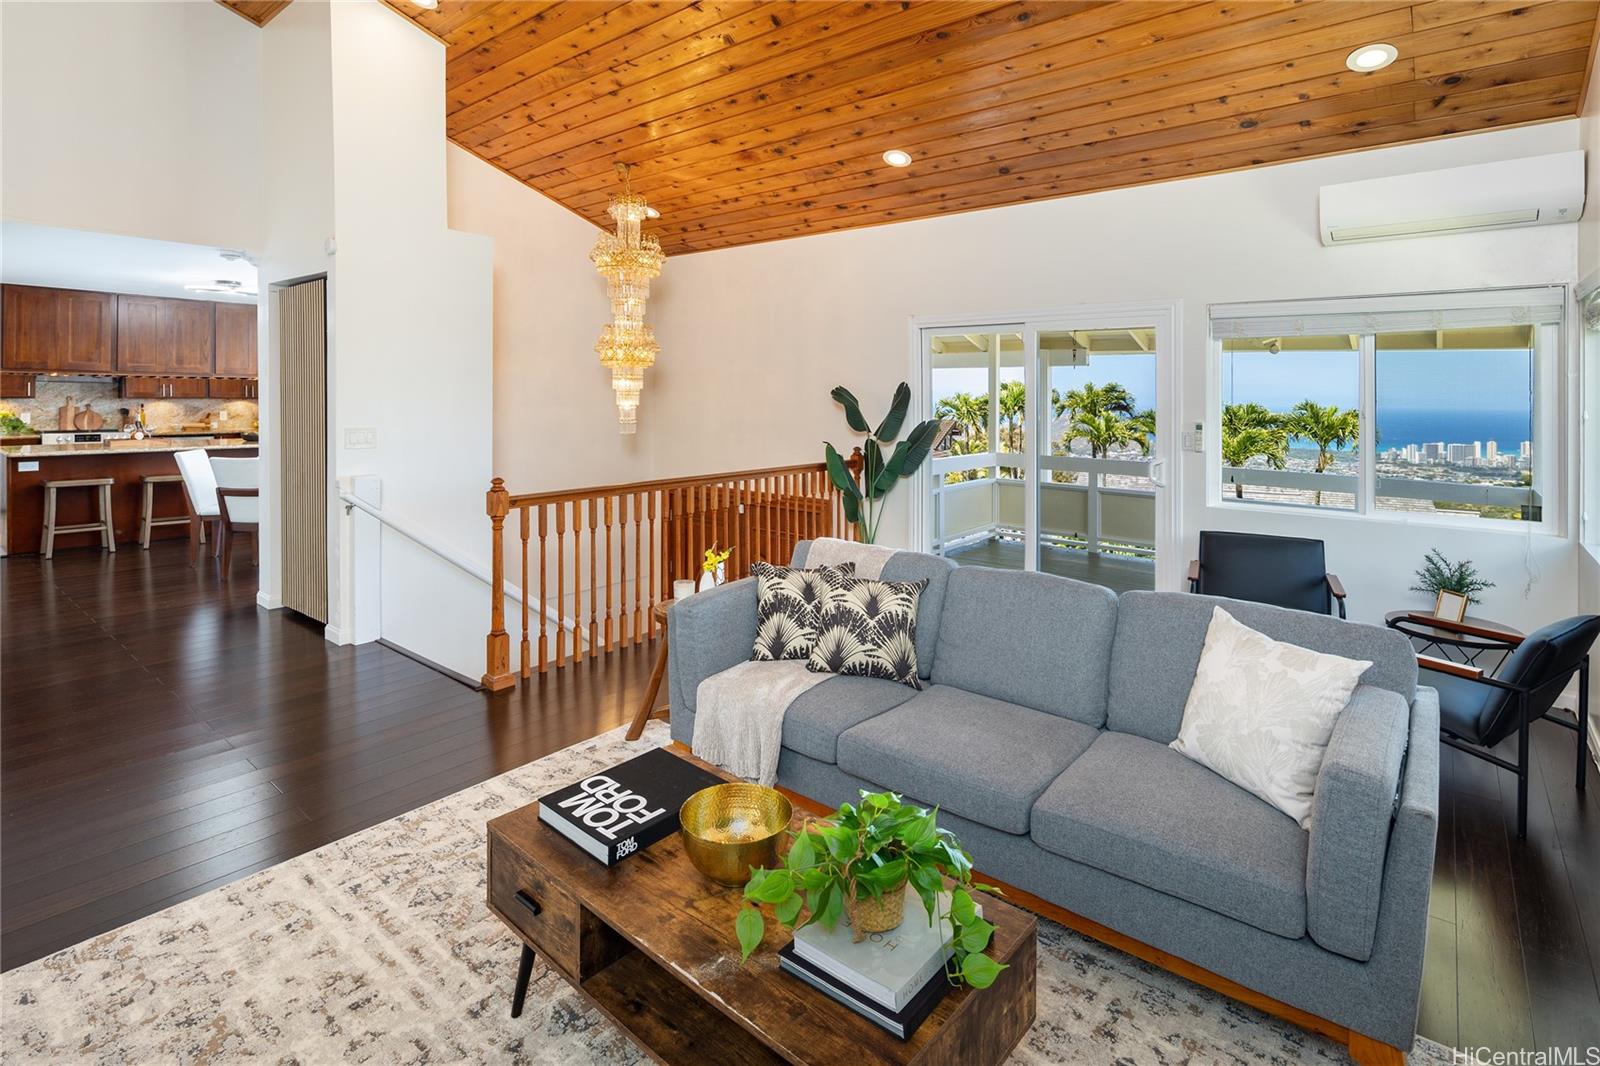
(1372, 408), (1531, 452)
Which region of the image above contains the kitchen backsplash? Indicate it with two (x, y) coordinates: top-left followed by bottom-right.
(1, 379), (258, 434)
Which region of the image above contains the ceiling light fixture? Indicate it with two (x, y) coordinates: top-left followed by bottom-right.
(185, 279), (258, 297)
(882, 149), (913, 168)
(591, 163), (664, 434)
(413, 0), (439, 8)
(1346, 43), (1398, 72)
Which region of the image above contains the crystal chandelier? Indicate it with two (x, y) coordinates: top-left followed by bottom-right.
(590, 163), (664, 433)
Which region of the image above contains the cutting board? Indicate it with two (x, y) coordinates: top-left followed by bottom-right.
(74, 405), (105, 431)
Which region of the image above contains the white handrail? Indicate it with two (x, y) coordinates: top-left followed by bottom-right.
(338, 491), (584, 643)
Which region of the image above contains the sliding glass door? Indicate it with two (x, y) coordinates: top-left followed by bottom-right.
(921, 308), (1174, 592)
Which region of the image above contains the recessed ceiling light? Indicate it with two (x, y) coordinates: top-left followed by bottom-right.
(413, 0), (438, 8)
(1346, 43), (1398, 72)
(645, 206), (661, 219)
(882, 149), (913, 168)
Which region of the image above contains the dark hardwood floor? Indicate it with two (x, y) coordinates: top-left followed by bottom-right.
(3, 541), (1597, 1057)
(1, 540), (656, 971)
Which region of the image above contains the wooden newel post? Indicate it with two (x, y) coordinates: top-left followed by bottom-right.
(483, 477), (515, 691)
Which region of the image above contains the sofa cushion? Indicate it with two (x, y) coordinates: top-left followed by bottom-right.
(792, 541), (955, 680)
(836, 684), (1098, 834)
(781, 675), (918, 764)
(1107, 590), (1418, 744)
(929, 568), (1117, 726)
(1031, 731), (1308, 939)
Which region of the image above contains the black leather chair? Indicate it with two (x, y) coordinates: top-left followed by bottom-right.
(1187, 531), (1347, 618)
(1420, 614), (1597, 838)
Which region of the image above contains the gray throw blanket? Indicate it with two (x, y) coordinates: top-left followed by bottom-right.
(692, 660), (829, 786)
(803, 536), (895, 578)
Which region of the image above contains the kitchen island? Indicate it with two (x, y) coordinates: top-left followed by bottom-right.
(1, 438), (258, 556)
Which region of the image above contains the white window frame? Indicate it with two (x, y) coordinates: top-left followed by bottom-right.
(1580, 270), (1600, 554)
(1207, 287), (1566, 537)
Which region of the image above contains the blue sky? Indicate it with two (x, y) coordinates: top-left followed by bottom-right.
(1223, 349), (1531, 412)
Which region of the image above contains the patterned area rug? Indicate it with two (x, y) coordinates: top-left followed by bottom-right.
(2, 723), (1454, 1065)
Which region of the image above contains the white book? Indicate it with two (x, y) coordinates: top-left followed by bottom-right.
(794, 889), (973, 1011)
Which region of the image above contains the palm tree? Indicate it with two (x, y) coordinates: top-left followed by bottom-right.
(997, 380), (1027, 452)
(1127, 409), (1156, 456)
(1055, 381), (1136, 420)
(1288, 400), (1360, 504)
(1220, 402), (1287, 499)
(935, 392), (989, 448)
(935, 392), (989, 483)
(1069, 411), (1142, 458)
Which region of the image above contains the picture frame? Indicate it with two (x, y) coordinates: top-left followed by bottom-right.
(1433, 589), (1469, 623)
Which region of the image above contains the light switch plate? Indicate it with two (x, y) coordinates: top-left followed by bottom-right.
(344, 427), (377, 449)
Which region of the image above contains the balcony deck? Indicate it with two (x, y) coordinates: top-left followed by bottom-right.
(946, 537), (1155, 594)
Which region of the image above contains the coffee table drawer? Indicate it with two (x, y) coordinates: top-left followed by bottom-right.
(489, 833), (584, 975)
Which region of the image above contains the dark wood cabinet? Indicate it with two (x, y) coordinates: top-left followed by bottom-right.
(2, 285), (116, 373)
(208, 377), (258, 400)
(121, 377), (209, 400)
(1, 372), (38, 399)
(116, 296), (215, 376)
(214, 304), (258, 377)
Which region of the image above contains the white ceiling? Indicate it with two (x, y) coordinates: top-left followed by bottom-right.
(0, 222), (258, 302)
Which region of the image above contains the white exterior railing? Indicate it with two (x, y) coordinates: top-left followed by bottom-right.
(932, 454), (1156, 556)
(1220, 466), (1540, 510)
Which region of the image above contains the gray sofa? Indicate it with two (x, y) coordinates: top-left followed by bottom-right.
(668, 543), (1439, 1057)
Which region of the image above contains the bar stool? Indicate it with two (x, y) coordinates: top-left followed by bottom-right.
(42, 478), (116, 560)
(139, 473), (189, 549)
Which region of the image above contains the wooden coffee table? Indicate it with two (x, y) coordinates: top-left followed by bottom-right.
(487, 749), (1038, 1065)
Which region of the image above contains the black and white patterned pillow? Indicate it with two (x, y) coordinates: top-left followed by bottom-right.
(751, 561), (856, 662)
(806, 571), (928, 688)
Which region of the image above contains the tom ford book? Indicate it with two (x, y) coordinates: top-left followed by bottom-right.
(537, 748), (720, 866)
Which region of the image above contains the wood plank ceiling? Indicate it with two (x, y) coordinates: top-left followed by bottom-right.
(216, 1), (292, 27)
(384, 2), (1600, 254)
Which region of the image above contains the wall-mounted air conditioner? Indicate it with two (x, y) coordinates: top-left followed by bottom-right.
(1318, 150), (1585, 246)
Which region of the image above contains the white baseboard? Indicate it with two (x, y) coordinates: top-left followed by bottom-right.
(323, 623), (350, 645)
(1589, 716), (1599, 776)
(256, 591), (283, 610)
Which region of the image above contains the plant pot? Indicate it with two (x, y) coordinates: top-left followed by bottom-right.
(852, 881), (907, 936)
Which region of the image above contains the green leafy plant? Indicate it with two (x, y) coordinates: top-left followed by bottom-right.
(1410, 548), (1495, 605)
(734, 790), (1006, 990)
(825, 383), (940, 544)
(0, 410), (30, 436)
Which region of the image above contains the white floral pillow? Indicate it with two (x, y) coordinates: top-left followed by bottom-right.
(1170, 607), (1372, 828)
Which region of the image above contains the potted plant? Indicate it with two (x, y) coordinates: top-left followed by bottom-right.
(824, 383), (940, 544)
(1410, 548), (1495, 606)
(699, 543), (734, 591)
(734, 790), (1006, 989)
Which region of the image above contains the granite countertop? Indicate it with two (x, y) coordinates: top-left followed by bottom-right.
(2, 438), (256, 459)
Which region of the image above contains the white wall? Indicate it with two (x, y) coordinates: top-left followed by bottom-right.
(257, 0), (337, 612)
(0, 1), (263, 252)
(325, 0), (494, 679)
(621, 121), (1584, 633)
(1577, 49), (1599, 759)
(1580, 50), (1600, 277)
(445, 146), (616, 491)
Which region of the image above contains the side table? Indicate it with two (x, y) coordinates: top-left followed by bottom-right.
(1383, 610), (1522, 668)
(625, 599), (673, 741)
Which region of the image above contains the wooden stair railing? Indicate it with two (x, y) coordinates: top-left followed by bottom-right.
(483, 458), (861, 690)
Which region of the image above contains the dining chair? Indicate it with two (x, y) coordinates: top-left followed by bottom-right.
(1187, 530), (1348, 618)
(1419, 614), (1598, 838)
(173, 448), (222, 565)
(210, 456), (260, 574)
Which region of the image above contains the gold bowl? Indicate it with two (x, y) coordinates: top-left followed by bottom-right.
(679, 783), (793, 886)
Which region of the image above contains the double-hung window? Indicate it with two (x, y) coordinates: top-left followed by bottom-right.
(1210, 289), (1563, 528)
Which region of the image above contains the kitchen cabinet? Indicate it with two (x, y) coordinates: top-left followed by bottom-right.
(1, 372), (38, 399)
(1, 285), (116, 373)
(121, 377), (209, 400)
(214, 303), (258, 377)
(116, 296), (214, 376)
(209, 377), (258, 400)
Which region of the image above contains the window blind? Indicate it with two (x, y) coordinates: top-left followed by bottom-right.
(1210, 288), (1564, 339)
